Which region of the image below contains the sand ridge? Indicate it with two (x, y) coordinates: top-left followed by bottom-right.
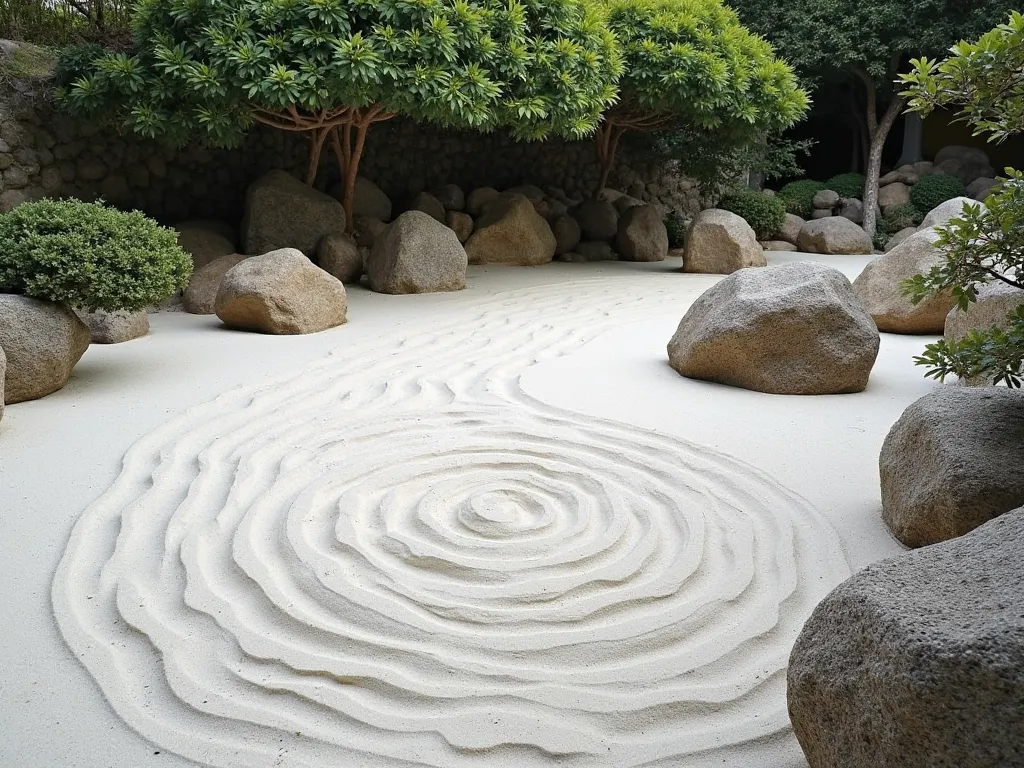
(52, 275), (850, 766)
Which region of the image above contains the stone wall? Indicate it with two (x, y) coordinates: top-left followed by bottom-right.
(0, 75), (700, 224)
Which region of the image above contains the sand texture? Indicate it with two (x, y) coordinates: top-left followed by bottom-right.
(51, 273), (853, 767)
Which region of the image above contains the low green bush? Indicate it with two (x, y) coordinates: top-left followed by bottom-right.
(910, 173), (967, 213)
(824, 172), (866, 199)
(664, 211), (688, 249)
(719, 190), (787, 239)
(776, 179), (827, 218)
(0, 199), (192, 311)
(872, 202), (925, 250)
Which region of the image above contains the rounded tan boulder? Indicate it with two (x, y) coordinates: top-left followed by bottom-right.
(176, 220), (236, 270)
(241, 170), (346, 257)
(0, 295), (91, 403)
(184, 254), (247, 315)
(852, 228), (954, 333)
(366, 211), (467, 294)
(317, 234), (363, 284)
(465, 194), (555, 266)
(796, 216), (873, 255)
(74, 309), (149, 343)
(945, 282), (1024, 382)
(667, 262), (879, 395)
(215, 249), (347, 334)
(682, 208), (765, 274)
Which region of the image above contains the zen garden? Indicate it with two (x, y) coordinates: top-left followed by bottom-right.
(1, 0), (1023, 766)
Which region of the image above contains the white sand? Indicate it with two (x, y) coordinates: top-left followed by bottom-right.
(1, 255), (939, 767)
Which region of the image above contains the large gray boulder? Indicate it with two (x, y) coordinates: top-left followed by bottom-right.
(934, 145), (994, 185)
(788, 509), (1024, 768)
(75, 309), (149, 344)
(367, 211), (467, 294)
(553, 214), (581, 255)
(446, 211), (474, 244)
(215, 248), (347, 334)
(667, 262), (879, 395)
(852, 228), (954, 333)
(616, 204), (668, 262)
(241, 170), (346, 257)
(317, 233), (363, 284)
(0, 295), (90, 403)
(919, 196), (982, 230)
(682, 208), (765, 274)
(352, 177), (392, 222)
(433, 184), (465, 212)
(967, 176), (999, 201)
(879, 386), (1024, 547)
(465, 194), (556, 266)
(797, 216), (873, 255)
(883, 226), (917, 252)
(571, 199), (619, 241)
(409, 191), (446, 223)
(184, 254), (247, 315)
(176, 220), (236, 271)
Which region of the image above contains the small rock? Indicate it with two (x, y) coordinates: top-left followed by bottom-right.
(183, 254), (247, 315)
(74, 309), (149, 344)
(919, 196), (982, 230)
(883, 227), (917, 252)
(880, 387), (1024, 546)
(812, 189), (839, 210)
(778, 213), (804, 245)
(465, 194), (556, 266)
(353, 216), (387, 249)
(878, 182), (910, 210)
(571, 199), (619, 241)
(215, 248), (347, 334)
(761, 240), (797, 251)
(837, 197), (864, 224)
(0, 295), (91, 403)
(682, 209), (765, 274)
(505, 184), (545, 202)
(466, 187), (500, 217)
(409, 191), (446, 223)
(434, 184), (465, 212)
(352, 177), (392, 222)
(176, 220), (237, 271)
(797, 217), (873, 255)
(966, 177), (998, 201)
(810, 209), (833, 220)
(446, 211), (474, 244)
(571, 241), (617, 261)
(317, 233), (363, 284)
(242, 170), (346, 257)
(553, 215), (581, 255)
(367, 211), (467, 294)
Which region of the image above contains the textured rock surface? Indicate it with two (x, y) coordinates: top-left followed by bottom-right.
(215, 248), (347, 334)
(466, 187), (500, 216)
(434, 184), (465, 212)
(184, 254), (247, 315)
(571, 199), (619, 241)
(778, 213), (804, 245)
(446, 211), (474, 244)
(553, 214), (581, 255)
(682, 209), (765, 274)
(945, 281), (1024, 383)
(761, 240), (797, 251)
(812, 190), (839, 210)
(570, 241), (617, 262)
(75, 309), (149, 344)
(410, 191), (446, 223)
(883, 226), (917, 252)
(0, 295), (90, 402)
(878, 181), (910, 210)
(367, 211), (467, 294)
(880, 386), (1024, 547)
(919, 196), (983, 230)
(616, 204), (668, 262)
(853, 228), (954, 333)
(797, 217), (873, 255)
(352, 177), (392, 222)
(242, 170), (346, 257)
(317, 234), (363, 284)
(176, 220), (236, 270)
(789, 508), (1024, 768)
(0, 344), (4, 422)
(465, 194), (555, 266)
(667, 262), (879, 395)
(966, 176), (999, 201)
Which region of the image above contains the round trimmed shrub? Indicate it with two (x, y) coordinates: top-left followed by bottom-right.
(0, 199), (193, 311)
(777, 179), (827, 218)
(719, 190), (787, 239)
(872, 202), (925, 249)
(910, 173), (967, 213)
(824, 172), (866, 200)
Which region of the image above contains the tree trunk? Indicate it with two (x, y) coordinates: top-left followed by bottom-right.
(593, 123), (625, 198)
(305, 126), (330, 187)
(340, 120), (370, 235)
(862, 94), (907, 238)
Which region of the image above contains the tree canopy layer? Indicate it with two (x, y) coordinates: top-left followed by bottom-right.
(592, 0), (807, 194)
(727, 0), (1013, 235)
(61, 0), (622, 230)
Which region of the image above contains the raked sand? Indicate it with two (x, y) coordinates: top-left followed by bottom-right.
(1, 254), (938, 768)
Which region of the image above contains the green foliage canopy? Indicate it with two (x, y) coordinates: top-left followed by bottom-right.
(0, 199), (192, 312)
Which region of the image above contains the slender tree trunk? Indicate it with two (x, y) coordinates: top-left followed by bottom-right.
(862, 95), (907, 238)
(342, 119), (371, 235)
(593, 122), (625, 198)
(305, 126), (331, 187)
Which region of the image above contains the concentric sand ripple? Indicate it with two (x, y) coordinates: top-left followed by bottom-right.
(54, 276), (850, 767)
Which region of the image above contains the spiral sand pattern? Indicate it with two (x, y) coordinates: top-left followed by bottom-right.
(54, 276), (850, 767)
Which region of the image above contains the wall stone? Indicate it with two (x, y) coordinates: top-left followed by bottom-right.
(0, 76), (700, 224)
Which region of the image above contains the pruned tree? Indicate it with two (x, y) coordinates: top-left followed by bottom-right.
(900, 11), (1024, 387)
(59, 0), (621, 232)
(593, 0), (807, 196)
(727, 0), (1013, 237)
